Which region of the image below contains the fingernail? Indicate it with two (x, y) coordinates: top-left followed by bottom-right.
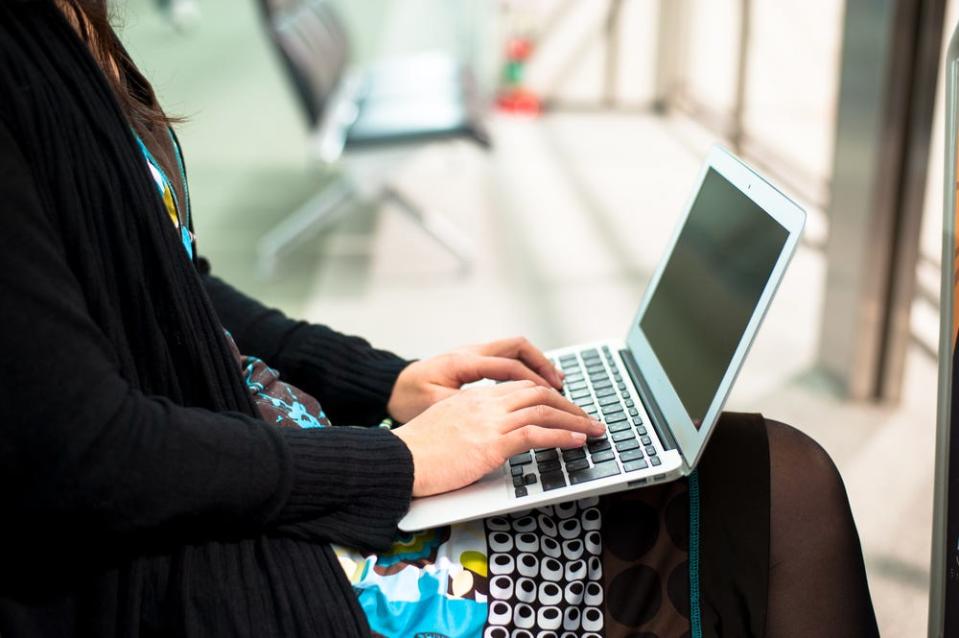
(572, 432), (587, 443)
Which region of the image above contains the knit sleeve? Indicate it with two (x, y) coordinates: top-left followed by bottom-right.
(0, 122), (410, 554)
(201, 269), (410, 426)
(275, 427), (413, 547)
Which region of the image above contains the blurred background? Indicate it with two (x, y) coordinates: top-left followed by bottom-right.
(121, 0), (953, 634)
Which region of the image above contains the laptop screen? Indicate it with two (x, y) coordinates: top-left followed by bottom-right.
(639, 168), (789, 428)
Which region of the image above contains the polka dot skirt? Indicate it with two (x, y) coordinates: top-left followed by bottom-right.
(484, 497), (605, 638)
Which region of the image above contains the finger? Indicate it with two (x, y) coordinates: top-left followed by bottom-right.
(503, 405), (605, 437)
(472, 379), (538, 397)
(499, 425), (587, 459)
(501, 385), (589, 417)
(466, 356), (553, 389)
(476, 337), (564, 389)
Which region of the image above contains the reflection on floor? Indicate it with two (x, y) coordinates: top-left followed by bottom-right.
(122, 2), (935, 635)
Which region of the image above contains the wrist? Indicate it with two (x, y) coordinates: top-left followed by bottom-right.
(390, 426), (423, 496)
(386, 361), (421, 422)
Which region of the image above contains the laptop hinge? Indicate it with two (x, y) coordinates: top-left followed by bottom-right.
(619, 349), (679, 454)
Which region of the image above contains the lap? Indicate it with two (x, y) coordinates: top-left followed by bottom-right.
(343, 412), (771, 638)
(600, 411), (770, 638)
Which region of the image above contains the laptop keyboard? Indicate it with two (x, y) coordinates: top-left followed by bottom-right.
(507, 346), (662, 498)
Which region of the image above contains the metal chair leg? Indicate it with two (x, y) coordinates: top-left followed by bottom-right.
(383, 185), (474, 274)
(256, 175), (355, 280)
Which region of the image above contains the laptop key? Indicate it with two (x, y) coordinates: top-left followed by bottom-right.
(636, 426), (647, 436)
(569, 460), (621, 485)
(628, 407), (639, 416)
(535, 450), (559, 463)
(591, 450), (615, 464)
(594, 387), (616, 399)
(587, 439), (612, 453)
(625, 400), (635, 408)
(509, 452), (532, 466)
(618, 382), (628, 391)
(583, 348), (600, 358)
(612, 430), (635, 443)
(571, 389), (592, 400)
(565, 458), (590, 473)
(645, 446), (657, 456)
(586, 433), (608, 444)
(511, 465), (525, 476)
(632, 415), (644, 425)
(524, 474), (537, 485)
(567, 380), (588, 392)
(620, 448), (645, 462)
(562, 448), (587, 461)
(615, 438), (640, 453)
(538, 459), (561, 474)
(650, 456), (661, 467)
(541, 471), (568, 491)
(608, 421), (631, 433)
(599, 396), (621, 407)
(604, 412), (627, 425)
(640, 435), (652, 446)
(515, 486), (528, 497)
(513, 475), (525, 487)
(623, 459), (649, 472)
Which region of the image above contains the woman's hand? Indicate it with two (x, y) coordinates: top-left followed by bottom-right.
(392, 380), (604, 497)
(386, 337), (565, 423)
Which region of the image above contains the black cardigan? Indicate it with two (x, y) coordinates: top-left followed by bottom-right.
(0, 3), (413, 636)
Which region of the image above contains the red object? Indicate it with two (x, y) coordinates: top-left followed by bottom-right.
(496, 87), (541, 115)
(506, 37), (533, 62)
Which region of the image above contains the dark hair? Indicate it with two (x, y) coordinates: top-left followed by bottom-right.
(59, 1), (177, 131)
(59, 0), (185, 199)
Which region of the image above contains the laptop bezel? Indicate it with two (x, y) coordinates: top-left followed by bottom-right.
(624, 145), (806, 469)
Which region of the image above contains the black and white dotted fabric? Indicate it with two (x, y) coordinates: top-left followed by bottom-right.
(484, 497), (604, 638)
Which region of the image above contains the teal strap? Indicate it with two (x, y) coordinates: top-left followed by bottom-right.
(167, 128), (192, 228)
(689, 469), (703, 638)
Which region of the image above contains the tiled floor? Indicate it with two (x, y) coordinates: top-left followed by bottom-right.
(122, 1), (937, 634)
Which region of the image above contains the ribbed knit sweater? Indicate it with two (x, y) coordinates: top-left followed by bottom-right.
(0, 14), (416, 630)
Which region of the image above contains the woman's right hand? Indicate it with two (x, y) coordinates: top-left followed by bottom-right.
(392, 380), (605, 497)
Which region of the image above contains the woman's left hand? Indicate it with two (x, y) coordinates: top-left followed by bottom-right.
(386, 337), (565, 423)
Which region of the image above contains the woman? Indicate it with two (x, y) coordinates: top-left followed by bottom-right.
(0, 1), (879, 636)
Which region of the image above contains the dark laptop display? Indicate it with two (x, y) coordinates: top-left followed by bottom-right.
(640, 168), (788, 428)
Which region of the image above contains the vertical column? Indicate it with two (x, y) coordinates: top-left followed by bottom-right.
(653, 0), (689, 113)
(817, 0), (945, 401)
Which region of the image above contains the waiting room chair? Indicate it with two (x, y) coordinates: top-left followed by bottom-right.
(255, 0), (491, 277)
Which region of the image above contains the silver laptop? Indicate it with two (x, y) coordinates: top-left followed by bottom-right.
(399, 146), (806, 532)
